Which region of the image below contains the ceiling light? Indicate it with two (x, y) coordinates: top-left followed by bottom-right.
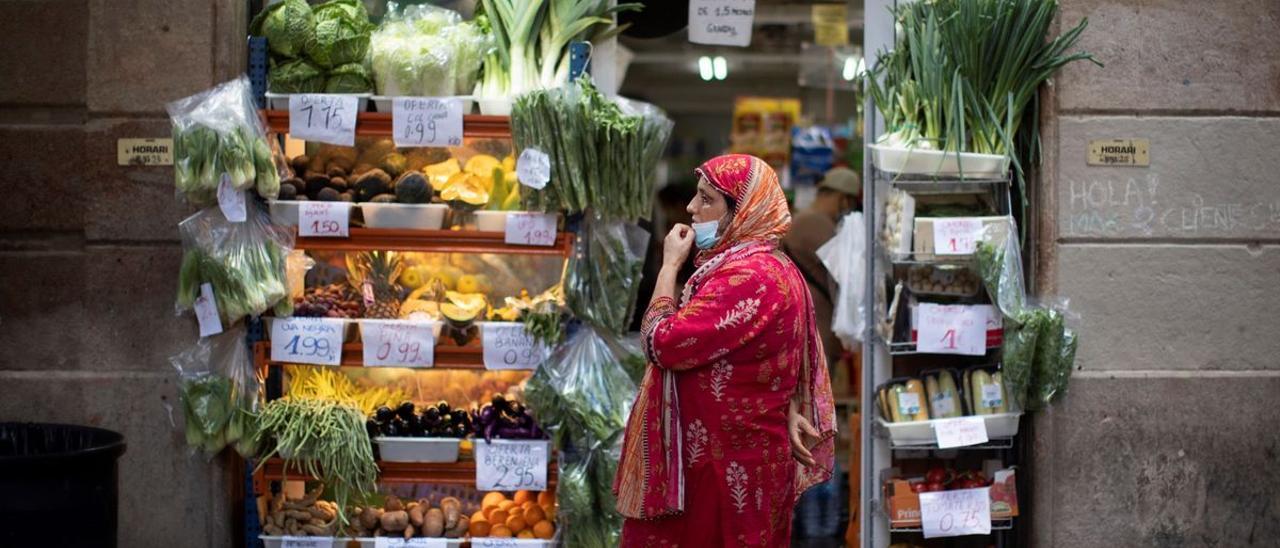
(713, 56), (728, 80)
(842, 56), (866, 81)
(698, 56), (714, 81)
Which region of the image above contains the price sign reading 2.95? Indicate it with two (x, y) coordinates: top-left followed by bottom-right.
(271, 318), (344, 366)
(361, 321), (436, 368)
(475, 439), (549, 491)
(299, 202), (351, 237)
(482, 322), (550, 370)
(289, 94), (358, 147)
(392, 97), (463, 148)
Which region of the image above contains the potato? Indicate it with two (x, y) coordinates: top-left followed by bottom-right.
(445, 515), (469, 539)
(381, 510), (409, 532)
(440, 497), (462, 530)
(409, 503), (426, 528)
(424, 508), (445, 537)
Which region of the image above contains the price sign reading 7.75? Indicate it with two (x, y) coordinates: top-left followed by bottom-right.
(289, 94), (358, 147)
(917, 303), (985, 356)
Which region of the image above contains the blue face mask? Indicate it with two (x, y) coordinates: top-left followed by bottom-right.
(692, 219), (720, 249)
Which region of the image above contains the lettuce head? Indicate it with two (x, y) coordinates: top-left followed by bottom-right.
(324, 63), (373, 94)
(252, 0), (314, 59)
(306, 11), (372, 68)
(268, 58), (325, 93)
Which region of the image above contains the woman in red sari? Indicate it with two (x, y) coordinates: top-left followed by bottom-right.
(615, 154), (837, 547)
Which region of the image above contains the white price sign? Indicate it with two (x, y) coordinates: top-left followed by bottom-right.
(194, 283), (223, 337)
(289, 94), (358, 146)
(361, 321), (436, 368)
(270, 318), (344, 365)
(919, 487), (992, 538)
(933, 218), (983, 255)
(932, 416), (989, 449)
(917, 303), (986, 356)
(475, 439), (549, 491)
(375, 538), (446, 548)
(504, 212), (557, 247)
(393, 97), (464, 148)
(299, 202), (351, 237)
(516, 148), (551, 189)
(280, 537), (335, 548)
(217, 173), (246, 223)
(688, 0), (756, 47)
(482, 322), (550, 370)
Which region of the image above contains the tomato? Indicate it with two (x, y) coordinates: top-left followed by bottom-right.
(925, 467), (948, 485)
(924, 481), (944, 492)
(910, 481), (927, 494)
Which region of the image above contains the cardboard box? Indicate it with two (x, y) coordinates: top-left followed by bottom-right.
(912, 216), (1011, 260)
(883, 468), (1019, 528)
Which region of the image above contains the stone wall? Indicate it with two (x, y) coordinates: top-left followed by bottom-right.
(1031, 1), (1280, 546)
(0, 1), (245, 546)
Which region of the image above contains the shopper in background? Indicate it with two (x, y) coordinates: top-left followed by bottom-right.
(615, 154), (836, 546)
(781, 167), (862, 371)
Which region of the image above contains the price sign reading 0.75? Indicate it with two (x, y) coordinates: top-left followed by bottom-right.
(289, 94), (358, 147)
(361, 321), (435, 368)
(270, 318), (344, 366)
(919, 487), (992, 538)
(392, 97), (463, 148)
(475, 439), (549, 491)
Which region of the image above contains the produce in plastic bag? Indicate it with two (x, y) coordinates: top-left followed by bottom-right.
(176, 203), (294, 325)
(170, 325), (260, 458)
(819, 211), (866, 347)
(565, 215), (650, 336)
(370, 3), (492, 97)
(167, 76), (283, 205)
(526, 325), (637, 444)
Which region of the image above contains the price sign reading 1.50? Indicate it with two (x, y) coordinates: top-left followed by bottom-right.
(299, 202), (351, 237)
(270, 318), (345, 366)
(393, 97), (463, 148)
(361, 321), (436, 368)
(289, 94), (358, 147)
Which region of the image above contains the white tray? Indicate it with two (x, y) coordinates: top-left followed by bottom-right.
(259, 536), (348, 548)
(266, 92), (372, 112)
(471, 538), (556, 548)
(870, 144), (1010, 179)
(475, 211), (510, 232)
(374, 437), (462, 463)
(372, 96), (475, 116)
(476, 96), (513, 116)
(878, 413), (1021, 446)
(356, 537), (464, 547)
(360, 203), (448, 229)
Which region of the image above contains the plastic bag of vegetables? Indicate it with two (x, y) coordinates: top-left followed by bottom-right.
(565, 215), (650, 336)
(169, 325), (261, 459)
(525, 324), (638, 445)
(369, 3), (492, 97)
(166, 75), (284, 205)
(176, 203), (294, 326)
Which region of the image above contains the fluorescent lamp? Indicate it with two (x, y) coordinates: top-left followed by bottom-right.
(713, 56), (728, 80)
(699, 56), (714, 81)
(843, 56), (866, 81)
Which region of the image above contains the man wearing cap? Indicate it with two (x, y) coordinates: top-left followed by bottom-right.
(782, 167), (861, 370)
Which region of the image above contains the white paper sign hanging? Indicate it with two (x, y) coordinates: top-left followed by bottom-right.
(917, 303), (985, 355)
(375, 538), (446, 548)
(933, 218), (983, 255)
(288, 94), (358, 146)
(280, 537), (335, 548)
(361, 321), (436, 368)
(689, 0), (756, 47)
(194, 283), (223, 337)
(270, 318), (344, 365)
(216, 173), (247, 223)
(932, 416), (989, 449)
(516, 148), (551, 189)
(393, 97), (464, 148)
(482, 322), (550, 370)
(474, 439), (550, 491)
(919, 487), (992, 538)
(299, 202), (351, 237)
(504, 212), (557, 247)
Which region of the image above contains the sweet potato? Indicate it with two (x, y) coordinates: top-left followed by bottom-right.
(445, 514), (469, 539)
(385, 495), (404, 512)
(381, 510), (409, 532)
(360, 506), (381, 531)
(409, 503), (426, 528)
(424, 508), (445, 537)
(404, 523), (415, 540)
(440, 497), (462, 531)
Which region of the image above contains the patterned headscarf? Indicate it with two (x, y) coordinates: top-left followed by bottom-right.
(693, 154), (792, 264)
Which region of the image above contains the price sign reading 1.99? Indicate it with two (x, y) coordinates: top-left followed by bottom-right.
(271, 318), (345, 366)
(504, 212), (557, 247)
(475, 439), (550, 491)
(288, 94), (358, 147)
(482, 322), (550, 370)
(392, 97), (464, 148)
(361, 321), (436, 368)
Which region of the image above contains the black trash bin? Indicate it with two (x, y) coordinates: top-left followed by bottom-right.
(0, 422), (127, 548)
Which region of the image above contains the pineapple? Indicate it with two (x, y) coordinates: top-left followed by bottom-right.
(346, 251), (405, 319)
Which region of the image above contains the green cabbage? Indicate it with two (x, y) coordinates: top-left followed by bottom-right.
(268, 58), (325, 93)
(252, 0), (314, 59)
(324, 63), (373, 93)
(306, 1), (373, 68)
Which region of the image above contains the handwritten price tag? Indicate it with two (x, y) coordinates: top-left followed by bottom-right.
(270, 318), (344, 366)
(482, 322), (550, 370)
(299, 202), (351, 237)
(689, 0), (756, 47)
(280, 536), (334, 548)
(393, 97), (463, 148)
(361, 321), (436, 368)
(475, 439), (549, 491)
(917, 303), (985, 356)
(472, 539), (522, 548)
(919, 487), (992, 538)
(289, 94), (358, 146)
(504, 213), (557, 247)
(932, 416), (990, 449)
(194, 283), (223, 337)
(516, 148), (551, 189)
(933, 218), (983, 255)
(375, 538), (446, 548)
(217, 173), (247, 222)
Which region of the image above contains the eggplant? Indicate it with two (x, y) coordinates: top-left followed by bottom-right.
(437, 402), (451, 414)
(375, 406), (395, 423)
(365, 419), (381, 438)
(422, 406), (440, 421)
(386, 418), (406, 437)
(397, 401), (416, 421)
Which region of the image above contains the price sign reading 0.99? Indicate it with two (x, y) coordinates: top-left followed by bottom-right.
(481, 322), (550, 370)
(919, 487), (992, 538)
(288, 94), (358, 147)
(392, 97), (463, 148)
(298, 202), (351, 237)
(503, 212), (557, 247)
(474, 439), (549, 491)
(270, 318), (345, 366)
(361, 321), (436, 368)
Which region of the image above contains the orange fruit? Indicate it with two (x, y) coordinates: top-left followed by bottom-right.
(498, 500), (517, 512)
(533, 520), (555, 540)
(505, 515), (528, 534)
(482, 506), (497, 520)
(537, 491), (554, 506)
(524, 505), (546, 524)
(541, 504), (556, 523)
(513, 490), (534, 505)
(488, 509), (509, 525)
(482, 492), (507, 509)
(517, 530), (536, 539)
(489, 525), (512, 538)
(469, 518), (491, 537)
